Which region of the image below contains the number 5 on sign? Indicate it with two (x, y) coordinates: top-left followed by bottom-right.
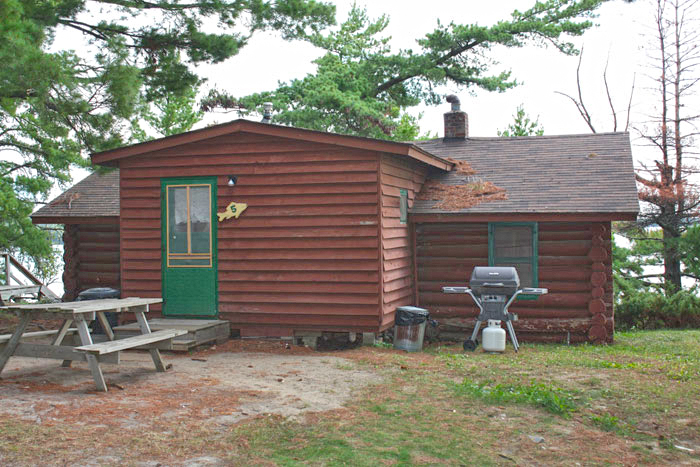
(217, 202), (247, 222)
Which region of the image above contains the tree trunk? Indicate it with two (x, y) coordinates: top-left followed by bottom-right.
(662, 227), (682, 294)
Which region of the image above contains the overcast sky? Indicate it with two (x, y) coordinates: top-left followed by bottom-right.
(198, 0), (652, 138)
(64, 0), (698, 185)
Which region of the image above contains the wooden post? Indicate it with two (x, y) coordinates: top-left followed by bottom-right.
(3, 253), (10, 286)
(62, 225), (80, 301)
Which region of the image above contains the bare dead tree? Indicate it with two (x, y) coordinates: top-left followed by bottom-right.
(556, 48), (636, 133)
(634, 0), (700, 293)
(559, 0), (700, 294)
(555, 48), (597, 132)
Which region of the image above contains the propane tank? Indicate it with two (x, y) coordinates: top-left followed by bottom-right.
(482, 320), (506, 353)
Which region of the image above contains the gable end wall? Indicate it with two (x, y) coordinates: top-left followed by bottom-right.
(118, 132), (384, 336)
(378, 154), (429, 328)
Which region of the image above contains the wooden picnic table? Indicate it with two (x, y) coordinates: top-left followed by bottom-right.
(0, 298), (186, 391)
(0, 284), (42, 305)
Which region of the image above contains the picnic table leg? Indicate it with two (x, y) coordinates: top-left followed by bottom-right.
(134, 309), (167, 372)
(0, 312), (32, 375)
(95, 312), (115, 341)
(75, 316), (107, 392)
(52, 319), (74, 368)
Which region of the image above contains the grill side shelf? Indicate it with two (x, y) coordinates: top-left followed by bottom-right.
(441, 287), (471, 294)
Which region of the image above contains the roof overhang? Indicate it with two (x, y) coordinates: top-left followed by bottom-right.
(92, 119), (453, 171)
(410, 212), (639, 223)
(31, 215), (119, 225)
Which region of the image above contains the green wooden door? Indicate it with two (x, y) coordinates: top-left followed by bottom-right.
(161, 177), (217, 317)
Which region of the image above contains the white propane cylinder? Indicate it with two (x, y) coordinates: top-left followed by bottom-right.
(482, 320), (506, 353)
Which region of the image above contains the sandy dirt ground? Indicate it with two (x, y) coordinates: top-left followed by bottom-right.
(0, 339), (380, 432)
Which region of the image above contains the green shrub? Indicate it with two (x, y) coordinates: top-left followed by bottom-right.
(615, 289), (700, 330)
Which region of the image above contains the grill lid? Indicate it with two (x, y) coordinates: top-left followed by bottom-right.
(469, 266), (520, 294)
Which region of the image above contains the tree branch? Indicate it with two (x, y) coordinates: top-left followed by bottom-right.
(89, 0), (212, 11)
(603, 53), (617, 132)
(625, 73), (636, 132)
(555, 48), (596, 132)
(372, 40), (480, 96)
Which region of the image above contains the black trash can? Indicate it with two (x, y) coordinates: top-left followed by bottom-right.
(393, 306), (430, 352)
(76, 287), (120, 334)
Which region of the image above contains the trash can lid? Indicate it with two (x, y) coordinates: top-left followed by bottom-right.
(396, 306), (428, 313)
(395, 306), (430, 325)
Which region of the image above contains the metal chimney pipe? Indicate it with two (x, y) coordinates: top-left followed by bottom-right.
(446, 94), (461, 112)
(261, 102), (273, 123)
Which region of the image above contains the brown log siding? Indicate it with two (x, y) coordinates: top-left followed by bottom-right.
(62, 223), (121, 300)
(378, 155), (428, 328)
(118, 131), (383, 336)
(415, 221), (613, 343)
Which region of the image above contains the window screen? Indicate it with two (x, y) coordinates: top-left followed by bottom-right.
(489, 222), (538, 288)
(399, 189), (408, 224)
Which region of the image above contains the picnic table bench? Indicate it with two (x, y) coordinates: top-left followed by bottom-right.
(0, 297), (186, 391)
(0, 329), (78, 343)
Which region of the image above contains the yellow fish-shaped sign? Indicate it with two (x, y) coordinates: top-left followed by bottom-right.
(217, 202), (247, 222)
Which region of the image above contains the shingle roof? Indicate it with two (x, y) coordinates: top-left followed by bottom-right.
(31, 170), (119, 222)
(413, 132), (640, 215)
(31, 131), (640, 223)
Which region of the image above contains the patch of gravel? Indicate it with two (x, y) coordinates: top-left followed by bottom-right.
(0, 347), (379, 429)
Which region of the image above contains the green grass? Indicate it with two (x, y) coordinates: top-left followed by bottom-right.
(227, 384), (491, 466)
(1, 329), (699, 465)
(452, 379), (579, 417)
(224, 330), (700, 465)
(589, 413), (620, 432)
(372, 340), (392, 349)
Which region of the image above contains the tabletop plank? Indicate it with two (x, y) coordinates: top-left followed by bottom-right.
(0, 297), (162, 315)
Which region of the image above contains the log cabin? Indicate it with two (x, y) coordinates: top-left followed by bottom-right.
(32, 100), (639, 343)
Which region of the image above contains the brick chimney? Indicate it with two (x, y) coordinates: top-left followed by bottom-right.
(444, 95), (468, 139)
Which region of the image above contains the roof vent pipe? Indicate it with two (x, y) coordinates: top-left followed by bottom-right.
(446, 94), (461, 111)
(261, 102), (273, 123)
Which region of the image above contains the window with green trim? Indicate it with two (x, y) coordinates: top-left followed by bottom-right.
(399, 189), (408, 224)
(488, 222), (538, 288)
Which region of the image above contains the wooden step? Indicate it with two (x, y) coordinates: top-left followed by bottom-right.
(113, 319), (230, 351)
(172, 339), (197, 352)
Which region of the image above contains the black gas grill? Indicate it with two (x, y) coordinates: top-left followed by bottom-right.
(442, 266), (548, 352)
(469, 266), (521, 296)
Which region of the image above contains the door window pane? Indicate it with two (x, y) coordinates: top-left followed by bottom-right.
(168, 187), (188, 254)
(189, 186), (211, 254)
(166, 184), (212, 267)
